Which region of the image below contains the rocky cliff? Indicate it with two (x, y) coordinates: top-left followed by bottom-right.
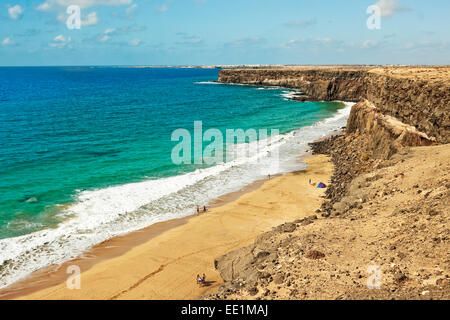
(219, 68), (366, 102)
(308, 99), (437, 214)
(205, 66), (450, 300)
(218, 67), (450, 144)
(204, 145), (450, 300)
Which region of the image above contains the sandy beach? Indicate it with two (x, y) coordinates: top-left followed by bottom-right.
(2, 154), (331, 300)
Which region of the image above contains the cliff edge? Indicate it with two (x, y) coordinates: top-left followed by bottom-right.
(204, 66), (449, 300)
(218, 66), (450, 144)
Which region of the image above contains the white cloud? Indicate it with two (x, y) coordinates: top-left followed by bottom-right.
(56, 9), (98, 26)
(284, 37), (349, 52)
(125, 3), (137, 16)
(37, 0), (132, 10)
(362, 40), (380, 49)
(373, 0), (409, 17)
(401, 40), (450, 51)
(49, 34), (72, 48)
(2, 37), (14, 46)
(38, 0), (130, 26)
(37, 2), (51, 11)
(316, 37), (333, 44)
(224, 37), (266, 48)
(81, 11), (98, 26)
(98, 28), (115, 42)
(94, 26), (144, 46)
(175, 33), (204, 46)
(129, 38), (141, 46)
(54, 34), (67, 42)
(104, 28), (116, 34)
(285, 37), (388, 52)
(95, 26), (145, 45)
(99, 35), (110, 42)
(8, 5), (24, 19)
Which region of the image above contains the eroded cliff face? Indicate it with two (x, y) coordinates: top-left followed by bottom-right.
(219, 69), (366, 102)
(203, 146), (450, 301)
(218, 67), (450, 144)
(311, 100), (436, 213)
(205, 67), (450, 300)
(364, 71), (449, 145)
(346, 100), (435, 159)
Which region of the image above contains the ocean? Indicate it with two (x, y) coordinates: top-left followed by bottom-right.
(0, 67), (352, 289)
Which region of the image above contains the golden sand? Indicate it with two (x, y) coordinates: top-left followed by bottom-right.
(11, 154), (332, 300)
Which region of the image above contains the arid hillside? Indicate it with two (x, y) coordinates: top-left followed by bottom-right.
(205, 143), (449, 300)
(205, 66), (450, 300)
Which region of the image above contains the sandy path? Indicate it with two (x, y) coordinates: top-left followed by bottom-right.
(15, 155), (331, 300)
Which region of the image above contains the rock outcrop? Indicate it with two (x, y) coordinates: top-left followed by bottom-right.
(204, 144), (450, 300)
(308, 99), (436, 213)
(219, 68), (366, 102)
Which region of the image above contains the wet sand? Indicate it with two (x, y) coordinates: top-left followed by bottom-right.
(2, 154), (332, 300)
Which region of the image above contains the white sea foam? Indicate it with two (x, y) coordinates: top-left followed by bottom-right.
(0, 102), (354, 290)
(280, 89), (304, 100)
(256, 86), (282, 90)
(194, 81), (221, 84)
(324, 101), (354, 123)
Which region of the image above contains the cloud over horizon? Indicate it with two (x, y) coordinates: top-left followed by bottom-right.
(1, 1), (448, 66)
(8, 5), (24, 20)
(373, 0), (411, 17)
(49, 34), (72, 48)
(37, 0), (132, 10)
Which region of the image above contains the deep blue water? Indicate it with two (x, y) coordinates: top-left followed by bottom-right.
(0, 67), (343, 239)
(0, 67), (351, 289)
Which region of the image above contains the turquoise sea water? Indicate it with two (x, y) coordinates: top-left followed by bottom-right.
(0, 67), (351, 288)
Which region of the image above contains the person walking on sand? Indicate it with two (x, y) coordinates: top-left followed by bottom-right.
(196, 274), (202, 286)
(203, 206), (207, 213)
(196, 205), (200, 214)
(202, 273), (206, 283)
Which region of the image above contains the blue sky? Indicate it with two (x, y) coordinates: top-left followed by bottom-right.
(1, 0), (449, 66)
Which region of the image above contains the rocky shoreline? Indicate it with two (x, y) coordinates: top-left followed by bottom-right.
(219, 67), (450, 144)
(203, 66), (449, 300)
(203, 140), (449, 300)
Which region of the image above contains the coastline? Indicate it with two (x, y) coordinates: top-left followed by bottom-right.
(204, 66), (449, 299)
(1, 154), (332, 300)
(0, 175), (270, 299)
(0, 98), (352, 295)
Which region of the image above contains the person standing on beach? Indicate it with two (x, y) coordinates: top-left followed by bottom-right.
(196, 205), (200, 214)
(203, 206), (207, 213)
